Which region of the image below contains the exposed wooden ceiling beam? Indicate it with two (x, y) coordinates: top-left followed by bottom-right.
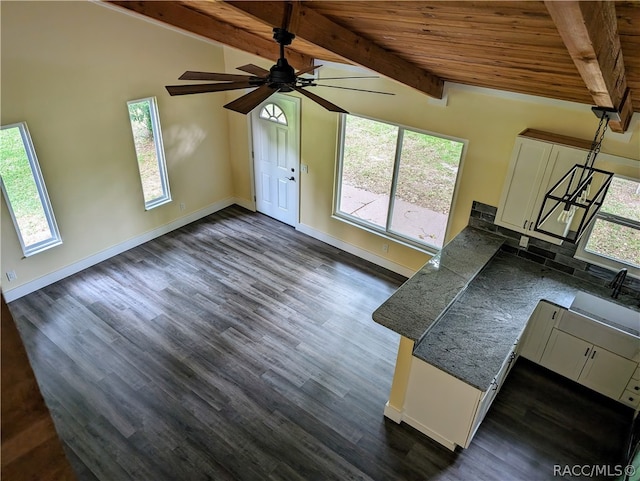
(545, 1), (633, 133)
(107, 1), (314, 71)
(223, 1), (444, 99)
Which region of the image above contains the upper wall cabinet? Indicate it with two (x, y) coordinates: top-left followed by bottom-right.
(495, 130), (591, 245)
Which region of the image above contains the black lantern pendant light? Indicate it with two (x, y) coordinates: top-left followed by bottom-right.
(533, 106), (618, 244)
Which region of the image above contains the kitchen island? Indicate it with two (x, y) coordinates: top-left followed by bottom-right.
(373, 225), (639, 450)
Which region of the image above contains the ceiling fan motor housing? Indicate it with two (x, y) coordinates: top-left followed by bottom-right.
(269, 58), (296, 90)
(269, 27), (297, 91)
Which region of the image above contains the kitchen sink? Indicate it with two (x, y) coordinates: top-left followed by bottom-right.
(569, 291), (640, 336)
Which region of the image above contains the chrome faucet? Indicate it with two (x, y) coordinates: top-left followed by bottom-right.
(607, 268), (627, 299)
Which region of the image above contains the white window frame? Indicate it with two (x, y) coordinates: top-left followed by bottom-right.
(126, 97), (171, 210)
(259, 103), (288, 125)
(333, 113), (466, 253)
(575, 174), (640, 278)
(0, 121), (62, 256)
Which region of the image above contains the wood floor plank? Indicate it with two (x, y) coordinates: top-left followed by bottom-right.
(8, 206), (632, 481)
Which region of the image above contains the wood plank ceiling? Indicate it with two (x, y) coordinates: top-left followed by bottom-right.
(109, 1), (639, 132)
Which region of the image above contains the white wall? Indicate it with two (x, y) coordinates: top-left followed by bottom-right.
(223, 49), (640, 273)
(2, 3), (638, 299)
(1, 1), (236, 297)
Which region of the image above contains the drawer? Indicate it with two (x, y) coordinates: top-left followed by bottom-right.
(620, 390), (640, 408)
(627, 378), (640, 394)
(633, 366), (640, 381)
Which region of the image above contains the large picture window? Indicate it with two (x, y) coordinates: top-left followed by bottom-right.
(575, 176), (640, 276)
(0, 122), (62, 256)
(334, 115), (465, 251)
(127, 97), (171, 209)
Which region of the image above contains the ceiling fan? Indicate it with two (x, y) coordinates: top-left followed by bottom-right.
(165, 7), (392, 115)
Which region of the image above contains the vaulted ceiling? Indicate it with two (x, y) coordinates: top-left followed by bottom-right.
(109, 1), (639, 132)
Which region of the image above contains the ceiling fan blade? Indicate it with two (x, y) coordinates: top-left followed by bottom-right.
(179, 71), (256, 82)
(236, 64), (270, 77)
(166, 81), (256, 96)
(295, 65), (322, 77)
(312, 84), (394, 95)
(292, 86), (348, 113)
(224, 84), (276, 114)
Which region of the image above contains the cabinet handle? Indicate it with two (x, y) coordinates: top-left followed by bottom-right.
(552, 311), (556, 320)
(591, 350), (596, 359)
(584, 348), (590, 357)
(529, 223), (533, 231)
(523, 220), (528, 230)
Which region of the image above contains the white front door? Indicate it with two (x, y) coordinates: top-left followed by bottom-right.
(251, 94), (300, 227)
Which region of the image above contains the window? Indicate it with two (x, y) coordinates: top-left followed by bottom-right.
(0, 122), (62, 256)
(259, 103), (287, 125)
(127, 97), (171, 209)
(334, 114), (465, 251)
(576, 176), (640, 276)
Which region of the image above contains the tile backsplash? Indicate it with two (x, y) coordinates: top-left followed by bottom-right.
(469, 201), (640, 301)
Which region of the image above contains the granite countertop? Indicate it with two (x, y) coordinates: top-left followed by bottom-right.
(373, 227), (640, 392)
(372, 226), (505, 342)
(413, 251), (620, 390)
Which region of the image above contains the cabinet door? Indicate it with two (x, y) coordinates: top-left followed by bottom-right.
(519, 302), (563, 363)
(540, 328), (591, 380)
(468, 343), (518, 447)
(495, 138), (552, 233)
(470, 382), (497, 444)
(578, 347), (636, 400)
(532, 145), (587, 239)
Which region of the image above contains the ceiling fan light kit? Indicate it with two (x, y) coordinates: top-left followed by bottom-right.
(533, 106), (617, 244)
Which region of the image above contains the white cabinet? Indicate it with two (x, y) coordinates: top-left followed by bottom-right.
(519, 301), (564, 363)
(540, 327), (637, 400)
(469, 348), (517, 440)
(496, 138), (552, 234)
(540, 328), (593, 379)
(403, 342), (518, 451)
(580, 347), (637, 399)
(496, 133), (589, 245)
(620, 370), (640, 408)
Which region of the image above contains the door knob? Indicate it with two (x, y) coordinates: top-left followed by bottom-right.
(287, 176), (295, 181)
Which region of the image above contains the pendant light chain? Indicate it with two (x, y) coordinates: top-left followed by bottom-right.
(577, 113), (610, 204)
(583, 113), (610, 174)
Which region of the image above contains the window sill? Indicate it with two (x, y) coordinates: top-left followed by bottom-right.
(574, 250), (640, 280)
(23, 238), (63, 257)
(144, 196), (172, 211)
(332, 212), (440, 256)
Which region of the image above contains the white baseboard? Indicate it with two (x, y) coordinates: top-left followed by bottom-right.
(5, 202), (413, 301)
(383, 401), (403, 423)
(233, 197), (256, 211)
(3, 197), (240, 302)
(295, 223), (415, 278)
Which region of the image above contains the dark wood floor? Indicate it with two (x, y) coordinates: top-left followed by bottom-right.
(9, 206), (632, 481)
